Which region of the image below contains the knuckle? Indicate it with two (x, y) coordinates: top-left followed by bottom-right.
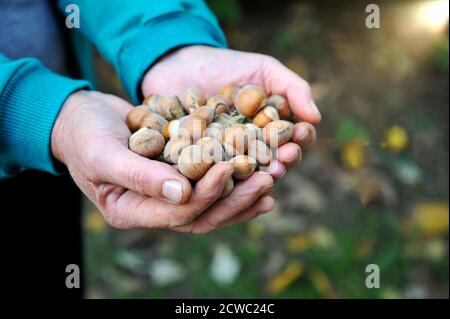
(195, 179), (223, 203)
(100, 206), (127, 229)
(263, 56), (282, 74)
(265, 55), (281, 67)
(192, 224), (214, 235)
(128, 168), (150, 195)
(202, 190), (221, 203)
(169, 210), (196, 228)
(254, 173), (274, 190)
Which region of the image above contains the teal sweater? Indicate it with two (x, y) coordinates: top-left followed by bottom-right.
(0, 0), (226, 179)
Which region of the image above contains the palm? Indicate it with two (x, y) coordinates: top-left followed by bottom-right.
(142, 46), (320, 126)
(142, 46), (264, 98)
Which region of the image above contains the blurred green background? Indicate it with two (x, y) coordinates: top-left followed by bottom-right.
(84, 0), (449, 298)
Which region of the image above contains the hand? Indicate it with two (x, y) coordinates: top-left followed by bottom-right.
(142, 45), (321, 178)
(51, 90), (274, 233)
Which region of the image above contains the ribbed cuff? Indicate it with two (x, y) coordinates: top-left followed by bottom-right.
(117, 11), (227, 104)
(0, 58), (91, 177)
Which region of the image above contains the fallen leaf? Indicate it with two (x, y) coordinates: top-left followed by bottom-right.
(381, 125), (409, 152)
(85, 209), (106, 233)
(310, 227), (336, 250)
(286, 234), (311, 252)
(267, 261), (304, 295)
(341, 141), (367, 169)
(247, 222), (264, 239)
(356, 238), (375, 258)
(411, 201), (449, 237)
(309, 269), (336, 298)
(381, 286), (403, 299)
(423, 239), (447, 261)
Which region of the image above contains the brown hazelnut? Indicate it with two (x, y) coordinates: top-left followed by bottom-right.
(126, 105), (151, 132)
(234, 85), (267, 117)
(129, 127), (165, 158)
(230, 155), (257, 180)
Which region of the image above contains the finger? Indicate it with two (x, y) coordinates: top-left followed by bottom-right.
(184, 161), (235, 216)
(99, 188), (183, 229)
(95, 143), (192, 204)
(292, 122), (317, 150)
(277, 143), (302, 169)
(173, 172), (274, 233)
(134, 161), (234, 228)
(96, 162), (234, 229)
(220, 194), (275, 228)
(262, 57), (321, 124)
(264, 160), (286, 179)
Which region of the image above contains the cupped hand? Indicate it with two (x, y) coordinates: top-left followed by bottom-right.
(51, 90), (274, 233)
(142, 45), (321, 178)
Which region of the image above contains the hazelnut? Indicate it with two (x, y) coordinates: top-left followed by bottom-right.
(234, 85), (267, 117)
(195, 136), (224, 163)
(177, 145), (213, 181)
(262, 95), (292, 120)
(178, 115), (207, 142)
(139, 112), (168, 132)
(161, 119), (181, 140)
(220, 84), (240, 103)
(203, 122), (225, 142)
(207, 95), (232, 114)
(142, 94), (159, 106)
(223, 124), (249, 156)
(190, 106), (215, 125)
(129, 127), (165, 158)
(126, 105), (151, 132)
(164, 135), (191, 164)
(252, 106), (280, 128)
(263, 120), (294, 147)
(182, 88), (207, 113)
(245, 123), (263, 141)
(248, 139), (272, 166)
(230, 155), (257, 180)
(145, 95), (185, 120)
(220, 177), (234, 198)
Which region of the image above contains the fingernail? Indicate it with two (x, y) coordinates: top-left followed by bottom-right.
(309, 100), (321, 117)
(265, 160), (286, 178)
(162, 180), (183, 204)
(296, 125), (309, 141)
(261, 194), (276, 212)
(286, 144), (301, 165)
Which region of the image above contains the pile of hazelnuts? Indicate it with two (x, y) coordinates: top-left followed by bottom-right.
(127, 84), (294, 198)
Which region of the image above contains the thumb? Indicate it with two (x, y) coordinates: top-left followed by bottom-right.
(95, 143), (192, 204)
